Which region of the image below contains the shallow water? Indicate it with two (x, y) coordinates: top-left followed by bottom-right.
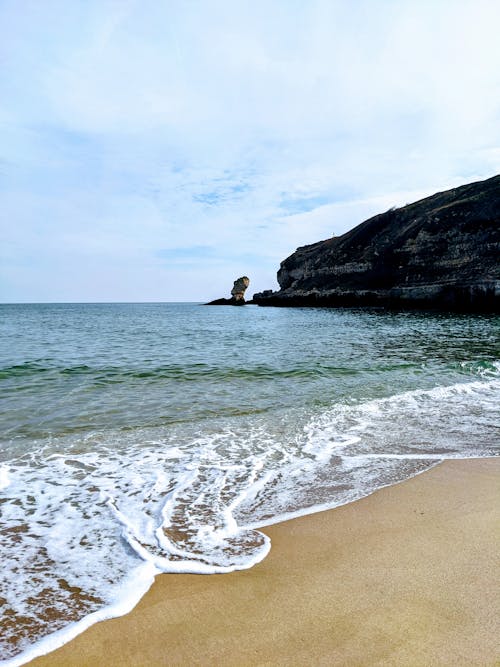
(0, 303), (498, 663)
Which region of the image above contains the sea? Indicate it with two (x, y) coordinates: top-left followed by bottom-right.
(1, 303), (499, 664)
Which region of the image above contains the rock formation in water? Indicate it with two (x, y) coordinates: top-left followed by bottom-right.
(231, 276), (250, 302)
(206, 276), (250, 305)
(253, 175), (500, 312)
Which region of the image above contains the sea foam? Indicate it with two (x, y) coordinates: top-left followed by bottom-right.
(1, 367), (499, 664)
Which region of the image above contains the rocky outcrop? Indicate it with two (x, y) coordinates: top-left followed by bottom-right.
(206, 276), (250, 306)
(253, 175), (500, 312)
(231, 276), (250, 302)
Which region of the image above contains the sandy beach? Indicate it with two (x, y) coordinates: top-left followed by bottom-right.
(29, 458), (499, 666)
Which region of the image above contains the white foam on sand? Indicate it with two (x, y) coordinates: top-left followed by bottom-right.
(1, 369), (499, 665)
(0, 562), (158, 667)
(0, 464), (10, 490)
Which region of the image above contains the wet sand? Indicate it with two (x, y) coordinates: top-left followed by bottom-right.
(30, 458), (499, 666)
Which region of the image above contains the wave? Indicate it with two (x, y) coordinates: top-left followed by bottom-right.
(0, 360), (354, 384)
(3, 356), (498, 385)
(1, 368), (499, 665)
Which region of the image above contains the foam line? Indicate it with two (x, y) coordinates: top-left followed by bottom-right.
(242, 460), (443, 531)
(0, 562), (158, 667)
(0, 464), (10, 490)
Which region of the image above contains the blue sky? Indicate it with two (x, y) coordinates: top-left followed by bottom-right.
(1, 0), (499, 302)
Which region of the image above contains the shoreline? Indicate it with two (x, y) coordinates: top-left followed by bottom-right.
(25, 457), (499, 666)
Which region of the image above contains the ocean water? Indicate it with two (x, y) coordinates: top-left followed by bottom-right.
(0, 303), (498, 663)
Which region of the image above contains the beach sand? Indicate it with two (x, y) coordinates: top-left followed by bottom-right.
(29, 458), (499, 666)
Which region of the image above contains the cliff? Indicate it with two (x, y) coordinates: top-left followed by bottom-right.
(253, 175), (500, 312)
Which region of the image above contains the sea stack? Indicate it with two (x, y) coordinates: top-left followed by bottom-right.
(206, 276), (250, 305)
(253, 175), (500, 312)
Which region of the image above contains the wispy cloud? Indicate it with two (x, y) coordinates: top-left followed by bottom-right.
(1, 0), (499, 301)
(157, 245), (215, 261)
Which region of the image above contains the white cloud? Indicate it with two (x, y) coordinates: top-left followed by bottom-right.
(1, 0), (499, 301)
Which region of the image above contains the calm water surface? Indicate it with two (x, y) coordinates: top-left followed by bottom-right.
(1, 303), (498, 663)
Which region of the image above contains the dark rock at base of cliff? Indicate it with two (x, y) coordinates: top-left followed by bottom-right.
(253, 283), (498, 312)
(206, 297), (247, 306)
(253, 175), (500, 313)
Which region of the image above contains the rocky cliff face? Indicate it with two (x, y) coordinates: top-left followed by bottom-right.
(254, 175), (500, 312)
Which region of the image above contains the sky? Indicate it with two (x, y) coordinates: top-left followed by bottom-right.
(1, 0), (499, 302)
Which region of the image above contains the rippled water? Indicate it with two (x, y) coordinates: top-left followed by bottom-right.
(1, 303), (499, 663)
